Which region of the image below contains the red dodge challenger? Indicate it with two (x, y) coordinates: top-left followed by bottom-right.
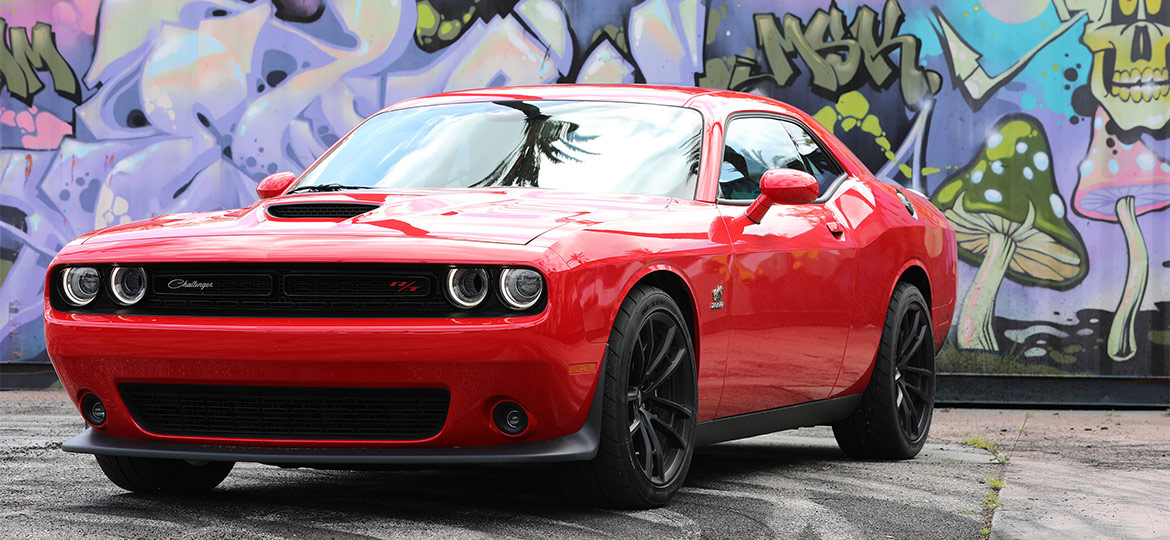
(46, 85), (956, 508)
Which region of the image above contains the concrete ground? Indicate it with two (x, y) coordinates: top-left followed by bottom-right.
(1, 391), (1166, 539)
(930, 408), (1170, 540)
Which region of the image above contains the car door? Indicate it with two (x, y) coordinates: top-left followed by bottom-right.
(714, 116), (858, 417)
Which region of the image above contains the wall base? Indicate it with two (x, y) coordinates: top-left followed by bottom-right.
(0, 363), (60, 390)
(937, 374), (1170, 409)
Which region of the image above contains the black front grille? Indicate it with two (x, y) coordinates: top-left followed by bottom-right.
(284, 273), (430, 298)
(120, 384), (450, 440)
(137, 264), (450, 316)
(50, 263), (545, 318)
(153, 274), (273, 296)
(267, 203), (380, 219)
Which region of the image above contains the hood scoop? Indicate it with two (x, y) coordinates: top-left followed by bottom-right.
(267, 203), (380, 219)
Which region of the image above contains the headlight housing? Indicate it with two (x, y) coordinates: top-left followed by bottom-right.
(109, 266), (147, 305)
(61, 267), (101, 306)
(446, 268), (489, 308)
(499, 268), (544, 310)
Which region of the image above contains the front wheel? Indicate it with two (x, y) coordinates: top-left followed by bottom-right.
(833, 283), (936, 459)
(96, 454), (234, 494)
(560, 285), (698, 508)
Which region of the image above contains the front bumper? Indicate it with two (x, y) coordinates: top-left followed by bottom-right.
(47, 304), (607, 453)
(63, 371), (604, 464)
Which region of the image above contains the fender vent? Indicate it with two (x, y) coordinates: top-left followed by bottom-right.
(895, 191), (917, 218)
(267, 203), (379, 219)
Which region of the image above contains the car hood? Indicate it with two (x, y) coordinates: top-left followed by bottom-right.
(82, 188), (674, 246)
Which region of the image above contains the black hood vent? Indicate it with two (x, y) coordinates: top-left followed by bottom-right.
(267, 203), (379, 219)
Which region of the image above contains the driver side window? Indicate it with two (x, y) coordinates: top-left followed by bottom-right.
(719, 118), (804, 201)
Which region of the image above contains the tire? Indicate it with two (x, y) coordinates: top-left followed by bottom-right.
(95, 455), (234, 494)
(833, 283), (936, 459)
(560, 285), (698, 508)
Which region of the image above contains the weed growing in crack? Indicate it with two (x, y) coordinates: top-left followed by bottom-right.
(964, 412), (1032, 539)
(1005, 412), (1032, 462)
(985, 489), (1002, 510)
(979, 477), (1007, 539)
(961, 435), (997, 453)
(962, 434), (1009, 464)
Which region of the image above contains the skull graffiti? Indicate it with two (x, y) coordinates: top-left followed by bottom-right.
(1074, 0), (1170, 130)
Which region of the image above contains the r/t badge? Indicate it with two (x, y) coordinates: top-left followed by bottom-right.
(710, 285), (724, 309)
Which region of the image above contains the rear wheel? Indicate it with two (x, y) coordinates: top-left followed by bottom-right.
(95, 455), (234, 494)
(833, 283), (935, 459)
(561, 285), (697, 508)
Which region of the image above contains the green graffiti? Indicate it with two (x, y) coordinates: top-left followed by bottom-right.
(932, 115), (1087, 352)
(415, 0), (476, 51)
(0, 20), (81, 105)
(936, 346), (1071, 375)
(698, 54), (758, 90)
(812, 91), (940, 181)
(752, 0), (941, 109)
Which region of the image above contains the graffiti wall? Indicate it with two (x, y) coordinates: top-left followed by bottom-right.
(0, 0), (1166, 382)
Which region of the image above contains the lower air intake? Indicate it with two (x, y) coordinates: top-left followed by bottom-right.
(120, 384), (449, 440)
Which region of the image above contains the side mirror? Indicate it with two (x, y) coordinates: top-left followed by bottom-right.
(745, 168), (819, 223)
(256, 172), (297, 199)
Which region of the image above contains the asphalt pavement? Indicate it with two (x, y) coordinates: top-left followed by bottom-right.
(2, 391), (1166, 539)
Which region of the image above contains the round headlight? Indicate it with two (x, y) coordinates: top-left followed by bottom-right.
(499, 268), (543, 310)
(446, 268), (489, 309)
(109, 267), (147, 305)
(62, 267), (101, 306)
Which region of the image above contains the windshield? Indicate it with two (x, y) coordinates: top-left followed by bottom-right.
(293, 100), (703, 198)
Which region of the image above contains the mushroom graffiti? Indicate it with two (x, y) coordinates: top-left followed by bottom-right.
(1073, 109), (1170, 361)
(933, 115), (1088, 352)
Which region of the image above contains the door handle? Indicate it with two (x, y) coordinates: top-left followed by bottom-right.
(825, 218), (845, 237)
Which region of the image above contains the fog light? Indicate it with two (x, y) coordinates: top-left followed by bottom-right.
(80, 394), (106, 426)
(493, 401), (528, 436)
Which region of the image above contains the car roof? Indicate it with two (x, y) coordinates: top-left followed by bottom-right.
(387, 84), (806, 117)
(393, 84), (714, 108)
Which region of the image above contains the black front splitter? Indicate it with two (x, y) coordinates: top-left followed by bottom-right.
(62, 426), (599, 465)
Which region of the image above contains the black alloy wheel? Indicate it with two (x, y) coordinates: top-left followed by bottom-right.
(893, 299), (935, 442)
(833, 283), (936, 459)
(626, 310), (695, 486)
(560, 285), (697, 508)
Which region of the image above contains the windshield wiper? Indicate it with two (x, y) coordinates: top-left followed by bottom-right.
(287, 183), (374, 194)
